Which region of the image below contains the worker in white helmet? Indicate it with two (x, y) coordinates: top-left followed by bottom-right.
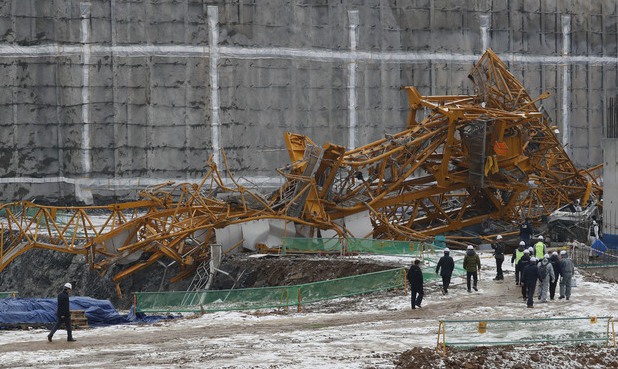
(534, 235), (546, 259)
(492, 235), (506, 280)
(511, 241), (526, 285)
(48, 283), (76, 342)
(463, 245), (481, 292)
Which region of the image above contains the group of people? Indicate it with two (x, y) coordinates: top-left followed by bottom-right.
(406, 243), (482, 309)
(507, 234), (575, 308)
(406, 231), (576, 310)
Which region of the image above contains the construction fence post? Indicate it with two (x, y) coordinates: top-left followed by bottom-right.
(436, 320), (446, 355)
(297, 287), (302, 312)
(608, 317), (616, 347)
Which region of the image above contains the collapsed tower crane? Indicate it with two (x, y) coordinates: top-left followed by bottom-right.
(0, 50), (601, 294)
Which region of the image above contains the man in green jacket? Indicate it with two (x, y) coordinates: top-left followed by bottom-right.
(463, 245), (481, 292)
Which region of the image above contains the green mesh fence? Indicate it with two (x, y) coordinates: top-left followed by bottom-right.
(282, 237), (429, 255)
(0, 205), (39, 218)
(281, 237), (342, 254)
(135, 267), (406, 313)
(438, 317), (616, 350)
(347, 238), (421, 254)
(0, 291), (17, 299)
(422, 255), (468, 284)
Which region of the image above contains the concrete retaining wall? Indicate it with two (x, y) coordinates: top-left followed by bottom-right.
(0, 0), (615, 203)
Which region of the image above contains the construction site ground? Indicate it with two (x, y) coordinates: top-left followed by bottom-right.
(1, 253), (618, 368)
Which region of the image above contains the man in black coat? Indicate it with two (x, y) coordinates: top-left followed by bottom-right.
(548, 251), (561, 300)
(522, 258), (541, 308)
(518, 249), (531, 299)
(48, 283), (76, 342)
(435, 248), (455, 294)
(407, 259), (424, 309)
(492, 235), (506, 280)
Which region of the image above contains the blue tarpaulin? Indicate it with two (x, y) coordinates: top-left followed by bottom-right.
(0, 297), (171, 328)
(591, 239), (608, 256)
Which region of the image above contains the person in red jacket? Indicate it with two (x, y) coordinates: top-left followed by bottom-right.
(48, 283), (76, 342)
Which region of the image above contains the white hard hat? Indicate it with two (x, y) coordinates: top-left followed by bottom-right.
(538, 235), (544, 240)
(467, 245), (474, 250)
(552, 251), (558, 256)
(496, 235), (503, 240)
(524, 249), (530, 254)
(544, 254), (549, 259)
(444, 247), (450, 253)
(530, 257), (537, 262)
(592, 220), (597, 224)
(64, 283), (72, 290)
(528, 247), (534, 253)
(560, 250), (567, 255)
(519, 241), (526, 246)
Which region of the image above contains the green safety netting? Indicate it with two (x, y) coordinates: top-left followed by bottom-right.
(134, 236), (469, 314)
(0, 291), (17, 299)
(422, 256), (468, 283)
(439, 316), (615, 348)
(135, 267), (406, 313)
(281, 237), (429, 255)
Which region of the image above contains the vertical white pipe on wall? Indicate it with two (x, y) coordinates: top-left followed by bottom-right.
(80, 2), (92, 175)
(480, 14), (490, 52)
(561, 15), (571, 154)
(208, 6), (221, 168)
(347, 10), (359, 151)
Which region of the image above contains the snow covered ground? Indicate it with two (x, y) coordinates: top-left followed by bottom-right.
(0, 253), (616, 368)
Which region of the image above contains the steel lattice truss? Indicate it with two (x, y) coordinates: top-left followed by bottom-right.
(0, 50), (601, 294)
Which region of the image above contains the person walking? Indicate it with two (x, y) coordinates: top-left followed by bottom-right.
(548, 251), (561, 300)
(519, 217), (534, 247)
(518, 249), (531, 299)
(463, 245), (481, 292)
(492, 235), (506, 280)
(48, 283), (76, 342)
(511, 241), (526, 285)
(537, 254), (555, 303)
(559, 250), (575, 300)
(435, 248), (455, 294)
(534, 235), (546, 259)
(407, 259), (424, 309)
(522, 257), (540, 308)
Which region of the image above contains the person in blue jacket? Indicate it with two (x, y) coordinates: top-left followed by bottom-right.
(48, 283), (76, 342)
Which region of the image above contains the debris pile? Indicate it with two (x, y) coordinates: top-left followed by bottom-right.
(0, 50), (601, 293)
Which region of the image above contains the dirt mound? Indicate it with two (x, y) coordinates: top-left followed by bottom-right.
(394, 345), (618, 369)
(210, 254), (398, 289)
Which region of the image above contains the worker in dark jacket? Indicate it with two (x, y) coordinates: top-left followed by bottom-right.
(511, 241), (526, 285)
(522, 257), (541, 308)
(519, 217), (534, 247)
(463, 245), (481, 292)
(518, 249), (531, 299)
(549, 251), (561, 300)
(492, 235), (506, 280)
(407, 259), (424, 309)
(48, 283), (76, 342)
(435, 248), (455, 294)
